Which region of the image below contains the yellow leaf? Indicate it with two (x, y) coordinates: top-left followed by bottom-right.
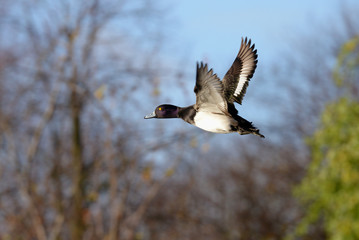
(94, 84), (107, 100)
(165, 168), (175, 177)
(142, 166), (152, 182)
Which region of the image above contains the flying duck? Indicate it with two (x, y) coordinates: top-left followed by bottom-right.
(144, 37), (264, 138)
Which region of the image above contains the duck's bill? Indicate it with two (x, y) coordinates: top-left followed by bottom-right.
(144, 111), (156, 119)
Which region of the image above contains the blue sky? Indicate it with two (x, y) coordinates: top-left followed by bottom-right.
(172, 0), (357, 73)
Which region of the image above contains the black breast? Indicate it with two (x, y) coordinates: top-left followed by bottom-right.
(178, 105), (196, 124)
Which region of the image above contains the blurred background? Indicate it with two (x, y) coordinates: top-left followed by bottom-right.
(0, 0), (358, 239)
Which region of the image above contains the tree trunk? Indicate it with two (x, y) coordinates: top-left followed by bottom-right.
(70, 82), (86, 240)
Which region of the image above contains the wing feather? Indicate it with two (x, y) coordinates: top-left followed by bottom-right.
(194, 62), (227, 113)
(222, 37), (258, 104)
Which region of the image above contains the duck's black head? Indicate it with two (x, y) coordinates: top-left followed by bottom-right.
(144, 104), (179, 119)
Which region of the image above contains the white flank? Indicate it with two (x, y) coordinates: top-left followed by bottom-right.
(194, 111), (233, 133)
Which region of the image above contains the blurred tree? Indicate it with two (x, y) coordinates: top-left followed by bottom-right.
(333, 36), (359, 98)
(139, 139), (308, 240)
(294, 36), (359, 240)
(0, 0), (191, 239)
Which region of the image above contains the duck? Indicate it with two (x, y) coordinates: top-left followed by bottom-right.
(144, 37), (264, 138)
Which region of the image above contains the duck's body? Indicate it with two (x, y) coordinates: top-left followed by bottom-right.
(145, 38), (264, 138)
(177, 105), (235, 133)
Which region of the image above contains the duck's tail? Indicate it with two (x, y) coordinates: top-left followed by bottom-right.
(249, 128), (265, 138)
(238, 127), (265, 138)
(235, 115), (265, 138)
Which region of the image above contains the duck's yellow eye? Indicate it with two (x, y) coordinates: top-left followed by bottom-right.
(159, 107), (162, 111)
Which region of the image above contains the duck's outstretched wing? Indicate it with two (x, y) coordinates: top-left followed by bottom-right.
(194, 62), (227, 112)
(222, 37), (258, 104)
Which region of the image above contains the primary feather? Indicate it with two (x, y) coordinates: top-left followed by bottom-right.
(222, 37), (258, 104)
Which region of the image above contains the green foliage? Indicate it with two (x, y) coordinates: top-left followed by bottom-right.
(294, 36), (359, 240)
(295, 98), (359, 240)
(333, 35), (359, 91)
